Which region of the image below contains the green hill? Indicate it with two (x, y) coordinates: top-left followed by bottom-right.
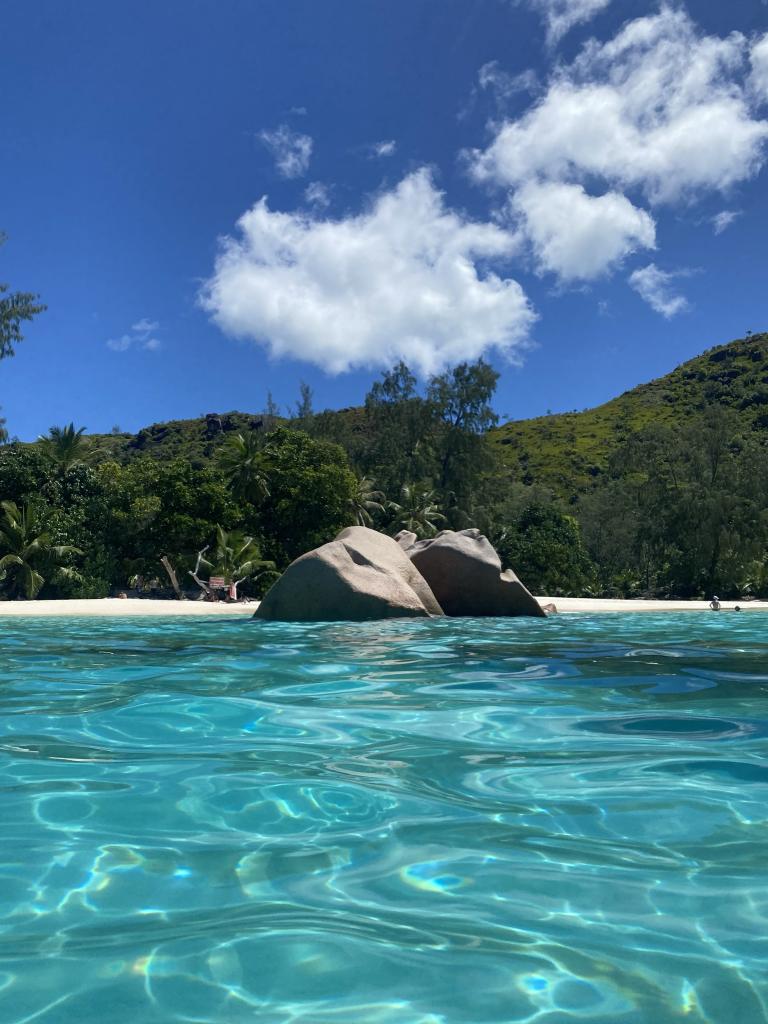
(490, 332), (768, 495)
(86, 411), (271, 467)
(77, 332), (768, 495)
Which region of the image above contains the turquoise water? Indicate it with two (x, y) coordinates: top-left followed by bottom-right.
(1, 614), (767, 1024)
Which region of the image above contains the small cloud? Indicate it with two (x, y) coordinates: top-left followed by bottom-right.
(370, 140), (396, 158)
(106, 334), (133, 352)
(289, 106), (308, 116)
(131, 318), (159, 334)
(460, 61), (539, 120)
(478, 61), (538, 103)
(259, 124), (313, 178)
(712, 210), (741, 235)
(304, 182), (330, 209)
(628, 264), (690, 318)
(106, 319), (162, 353)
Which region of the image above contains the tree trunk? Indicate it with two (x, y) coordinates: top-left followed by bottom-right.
(160, 556), (185, 600)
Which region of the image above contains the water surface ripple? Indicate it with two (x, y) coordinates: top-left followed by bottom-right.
(1, 613), (767, 1023)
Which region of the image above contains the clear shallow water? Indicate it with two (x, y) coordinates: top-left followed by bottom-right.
(1, 613), (767, 1024)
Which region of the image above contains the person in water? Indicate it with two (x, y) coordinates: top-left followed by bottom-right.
(709, 595), (721, 610)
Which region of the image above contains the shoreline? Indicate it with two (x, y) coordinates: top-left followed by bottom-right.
(0, 598), (256, 617)
(537, 597), (768, 613)
(0, 597), (766, 617)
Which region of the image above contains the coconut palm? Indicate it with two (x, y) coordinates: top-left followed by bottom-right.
(0, 501), (82, 599)
(39, 422), (87, 473)
(349, 476), (385, 527)
(387, 484), (445, 539)
(195, 526), (274, 599)
(218, 433), (270, 505)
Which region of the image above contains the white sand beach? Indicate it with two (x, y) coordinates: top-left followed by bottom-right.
(0, 598), (257, 617)
(537, 597), (768, 613)
(0, 597), (766, 616)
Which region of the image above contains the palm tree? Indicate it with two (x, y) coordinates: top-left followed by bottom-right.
(194, 526), (274, 600)
(0, 501), (82, 599)
(39, 423), (87, 473)
(387, 484), (445, 539)
(218, 433), (270, 505)
(349, 476), (385, 527)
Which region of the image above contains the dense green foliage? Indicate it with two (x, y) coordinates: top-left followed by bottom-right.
(0, 500), (81, 598)
(491, 333), (768, 496)
(0, 426), (360, 599)
(578, 408), (768, 598)
(494, 505), (597, 597)
(1, 336), (767, 601)
(254, 428), (358, 565)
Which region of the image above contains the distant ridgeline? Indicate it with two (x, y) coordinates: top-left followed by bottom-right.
(85, 411), (271, 467)
(81, 333), (768, 493)
(490, 332), (768, 497)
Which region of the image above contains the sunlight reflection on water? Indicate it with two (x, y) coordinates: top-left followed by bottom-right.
(1, 613), (767, 1023)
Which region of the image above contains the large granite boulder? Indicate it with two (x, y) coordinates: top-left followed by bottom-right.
(396, 528), (546, 618)
(255, 526), (444, 622)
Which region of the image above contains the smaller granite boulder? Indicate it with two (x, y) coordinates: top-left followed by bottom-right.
(397, 528), (545, 618)
(255, 526), (443, 622)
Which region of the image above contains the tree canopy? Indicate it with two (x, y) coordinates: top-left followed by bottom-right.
(2, 344), (767, 601)
(0, 256), (46, 360)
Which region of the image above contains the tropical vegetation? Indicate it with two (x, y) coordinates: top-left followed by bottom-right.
(0, 500), (81, 599)
(193, 526), (275, 599)
(1, 304), (767, 601)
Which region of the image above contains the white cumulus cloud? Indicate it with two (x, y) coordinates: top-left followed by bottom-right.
(201, 169), (535, 376)
(472, 7), (768, 203)
(259, 124), (313, 178)
(629, 264), (689, 318)
(468, 7), (768, 282)
(527, 0), (613, 46)
(512, 180), (656, 280)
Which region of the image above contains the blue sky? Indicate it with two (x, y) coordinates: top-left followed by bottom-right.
(2, 0), (767, 440)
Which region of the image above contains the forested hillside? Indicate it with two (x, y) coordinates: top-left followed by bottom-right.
(1, 334), (767, 601)
(491, 333), (768, 496)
